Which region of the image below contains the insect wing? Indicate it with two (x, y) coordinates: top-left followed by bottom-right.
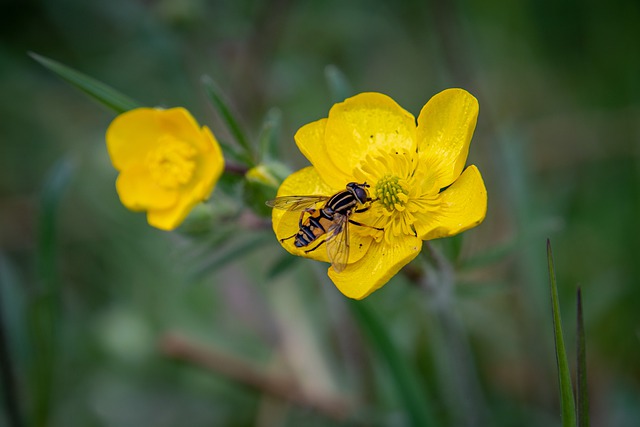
(265, 195), (329, 211)
(326, 214), (350, 272)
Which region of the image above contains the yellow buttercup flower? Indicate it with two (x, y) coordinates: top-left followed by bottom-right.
(271, 89), (487, 299)
(106, 107), (224, 230)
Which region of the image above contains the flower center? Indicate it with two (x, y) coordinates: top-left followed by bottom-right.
(146, 137), (197, 189)
(375, 175), (409, 211)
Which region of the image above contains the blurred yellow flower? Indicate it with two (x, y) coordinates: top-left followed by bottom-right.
(272, 89), (487, 299)
(106, 107), (224, 230)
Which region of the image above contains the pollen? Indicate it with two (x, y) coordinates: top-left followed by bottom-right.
(375, 175), (409, 211)
(146, 137), (197, 189)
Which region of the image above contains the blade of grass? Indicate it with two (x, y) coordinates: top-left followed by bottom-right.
(547, 239), (576, 427)
(31, 157), (75, 427)
(37, 157), (75, 284)
(576, 287), (589, 427)
(201, 75), (254, 166)
(348, 299), (435, 427)
(29, 52), (141, 114)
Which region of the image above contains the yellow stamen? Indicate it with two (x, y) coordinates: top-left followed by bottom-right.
(146, 137), (196, 189)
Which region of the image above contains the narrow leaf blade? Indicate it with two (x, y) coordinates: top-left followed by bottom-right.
(201, 75), (254, 165)
(258, 108), (282, 161)
(576, 287), (589, 427)
(547, 239), (577, 427)
(30, 157), (75, 427)
(29, 52), (141, 114)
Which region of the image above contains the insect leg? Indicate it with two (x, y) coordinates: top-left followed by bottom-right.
(279, 210), (310, 243)
(304, 239), (326, 254)
(348, 219), (383, 231)
(280, 233), (297, 243)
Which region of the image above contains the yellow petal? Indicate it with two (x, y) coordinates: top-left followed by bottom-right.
(416, 89), (479, 189)
(146, 126), (224, 231)
(156, 107), (211, 151)
(106, 107), (203, 171)
(146, 193), (199, 231)
(115, 163), (178, 211)
(328, 236), (422, 300)
(295, 119), (352, 189)
(272, 166), (372, 264)
(190, 126), (225, 199)
(324, 93), (417, 177)
(414, 165), (487, 240)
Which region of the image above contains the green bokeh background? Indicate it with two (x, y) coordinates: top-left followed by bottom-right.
(1, 0), (639, 426)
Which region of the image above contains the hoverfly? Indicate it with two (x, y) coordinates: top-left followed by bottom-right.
(266, 182), (382, 272)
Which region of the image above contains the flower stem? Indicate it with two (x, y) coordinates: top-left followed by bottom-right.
(224, 162), (250, 176)
(160, 332), (351, 421)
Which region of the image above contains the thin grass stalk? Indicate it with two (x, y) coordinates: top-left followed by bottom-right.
(576, 287), (589, 427)
(547, 239), (577, 427)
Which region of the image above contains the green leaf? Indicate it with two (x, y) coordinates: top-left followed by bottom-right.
(201, 75), (254, 166)
(38, 157), (75, 283)
(349, 300), (436, 427)
(30, 157), (75, 427)
(29, 52), (141, 114)
(324, 65), (353, 103)
(258, 108), (282, 161)
(547, 239), (576, 427)
(217, 137), (250, 166)
(576, 287), (589, 427)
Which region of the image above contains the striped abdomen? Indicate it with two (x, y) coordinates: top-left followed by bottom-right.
(294, 209), (334, 248)
(293, 190), (357, 248)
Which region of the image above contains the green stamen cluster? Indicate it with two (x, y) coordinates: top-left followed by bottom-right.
(375, 175), (408, 210)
